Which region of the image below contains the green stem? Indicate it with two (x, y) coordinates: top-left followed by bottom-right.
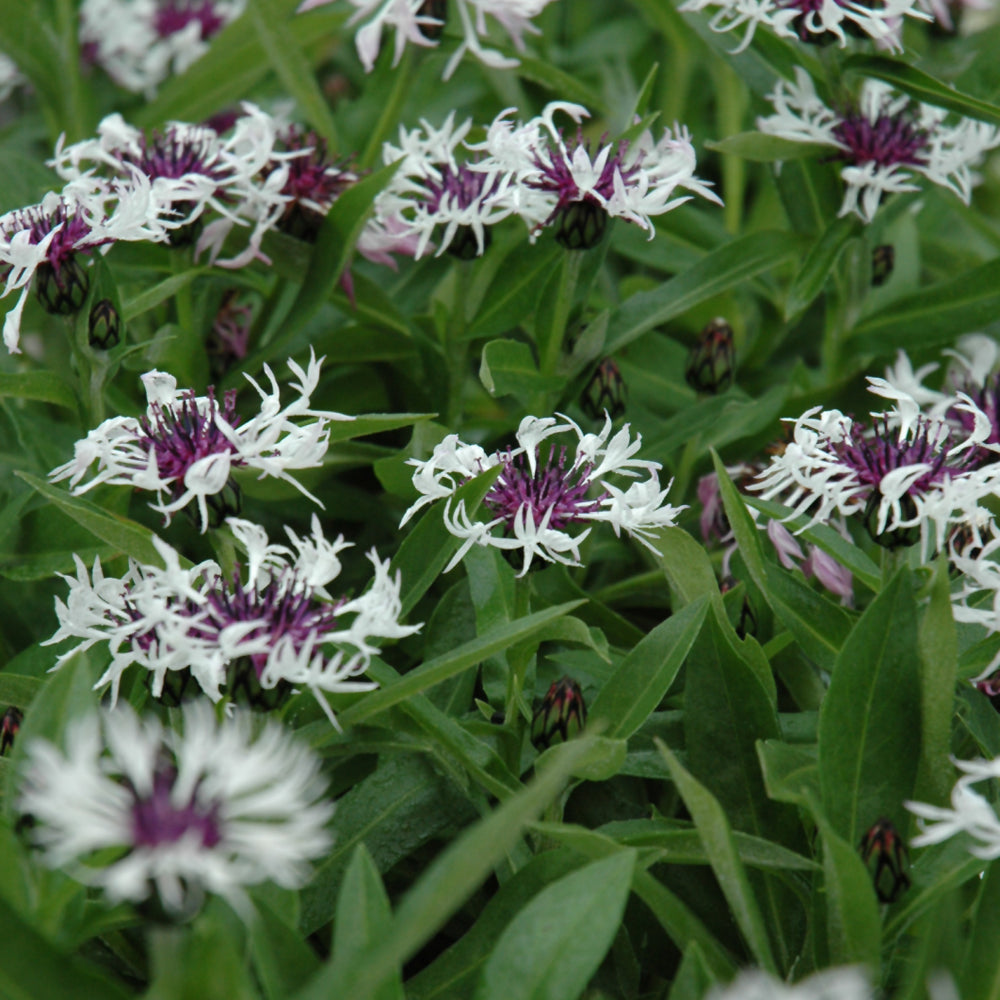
(537, 250), (583, 379)
(504, 574), (534, 733)
(709, 61), (748, 236)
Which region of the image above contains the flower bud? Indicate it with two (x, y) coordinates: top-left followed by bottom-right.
(88, 298), (121, 350)
(686, 318), (734, 394)
(531, 676), (586, 748)
(36, 257), (89, 316)
(419, 0), (448, 40)
(862, 491), (920, 550)
(581, 358), (626, 420)
(872, 244), (894, 287)
(860, 818), (910, 903)
(1, 706), (22, 755)
(555, 200), (607, 251)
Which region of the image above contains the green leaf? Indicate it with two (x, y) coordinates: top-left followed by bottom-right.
(818, 569), (922, 844)
(706, 132), (830, 161)
(324, 413), (433, 446)
(813, 808), (881, 967)
(406, 851), (585, 1000)
(293, 737), (599, 1000)
(517, 823), (735, 978)
(588, 597), (708, 740)
(330, 846), (403, 1000)
(916, 557), (958, 806)
(784, 215), (862, 319)
(657, 742), (778, 973)
(604, 231), (803, 353)
(0, 674), (41, 710)
(0, 893), (132, 1000)
(17, 473), (164, 567)
(713, 455), (854, 669)
(392, 464), (503, 616)
(843, 55), (1000, 126)
(466, 242), (562, 340)
(535, 736), (627, 782)
(472, 852), (636, 1000)
(251, 898), (323, 1000)
(848, 257), (1000, 354)
(960, 862), (1000, 1000)
(654, 527), (721, 608)
(757, 740), (821, 808)
(246, 0), (339, 143)
(331, 600), (583, 732)
(0, 372), (78, 411)
(479, 339), (563, 403)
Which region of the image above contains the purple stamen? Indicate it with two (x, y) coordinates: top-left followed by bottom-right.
(138, 387), (244, 484)
(832, 110), (928, 169)
(0, 203), (102, 279)
(423, 163), (499, 213)
(484, 446), (604, 531)
(131, 767), (222, 848)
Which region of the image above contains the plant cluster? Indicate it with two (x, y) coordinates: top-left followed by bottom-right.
(0, 0), (1000, 998)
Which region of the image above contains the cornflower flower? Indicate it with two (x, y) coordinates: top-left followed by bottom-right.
(400, 413), (685, 576)
(757, 68), (1000, 221)
(49, 351), (349, 531)
(44, 516), (418, 723)
(17, 701), (332, 917)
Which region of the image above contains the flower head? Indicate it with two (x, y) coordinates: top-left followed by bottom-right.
(17, 701), (332, 917)
(469, 102), (721, 248)
(0, 181), (167, 352)
(400, 413), (684, 576)
(80, 0), (246, 96)
(44, 516), (419, 723)
(705, 967), (871, 1000)
(758, 68), (1000, 221)
(309, 0), (557, 80)
(750, 376), (1000, 556)
(679, 0), (928, 52)
(49, 351), (350, 531)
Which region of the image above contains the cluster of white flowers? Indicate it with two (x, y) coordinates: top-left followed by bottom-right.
(757, 68), (1000, 222)
(401, 413), (686, 576)
(18, 700), (332, 916)
(80, 0), (246, 97)
(376, 101), (720, 256)
(44, 515), (418, 723)
(300, 0), (557, 79)
(49, 351), (349, 531)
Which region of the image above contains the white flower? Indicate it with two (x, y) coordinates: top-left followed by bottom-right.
(303, 0), (557, 80)
(43, 517), (419, 725)
(17, 701), (332, 917)
(80, 0), (246, 97)
(400, 413), (685, 576)
(0, 52), (25, 103)
(49, 351), (350, 532)
(757, 68), (1000, 222)
(679, 0), (928, 52)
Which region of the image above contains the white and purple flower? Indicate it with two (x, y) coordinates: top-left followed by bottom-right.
(400, 413), (685, 576)
(49, 351), (349, 531)
(757, 68), (1000, 221)
(17, 701), (332, 916)
(44, 516), (419, 723)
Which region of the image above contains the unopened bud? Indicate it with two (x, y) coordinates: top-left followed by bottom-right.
(582, 358), (626, 420)
(862, 491), (920, 550)
(88, 298), (121, 349)
(1, 706), (23, 755)
(686, 318), (734, 394)
(860, 818), (910, 904)
(872, 244), (894, 287)
(555, 200), (607, 251)
(36, 257), (89, 316)
(531, 676), (586, 748)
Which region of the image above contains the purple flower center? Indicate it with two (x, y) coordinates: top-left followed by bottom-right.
(153, 1), (227, 40)
(835, 418), (969, 497)
(0, 203), (101, 278)
(131, 768), (222, 848)
(530, 131), (639, 222)
(832, 110), (928, 169)
(125, 128), (227, 183)
(206, 570), (340, 678)
(424, 163), (499, 213)
(278, 130), (356, 209)
(484, 447), (604, 531)
(139, 386), (244, 484)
